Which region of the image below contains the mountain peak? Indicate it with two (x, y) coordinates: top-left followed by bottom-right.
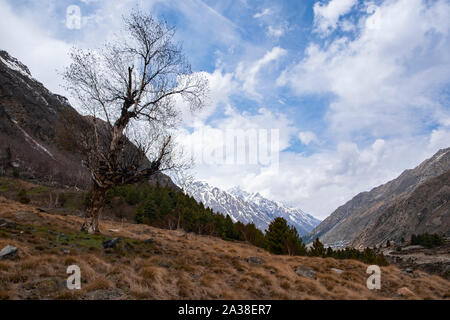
(186, 181), (321, 235)
(227, 185), (250, 198)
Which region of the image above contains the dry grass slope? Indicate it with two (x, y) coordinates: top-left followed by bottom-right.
(0, 196), (449, 300)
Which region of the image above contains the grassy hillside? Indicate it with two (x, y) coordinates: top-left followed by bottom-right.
(0, 196), (449, 300)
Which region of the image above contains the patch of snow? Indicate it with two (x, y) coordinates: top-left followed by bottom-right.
(186, 181), (321, 235)
(0, 56), (33, 80)
(11, 119), (55, 160)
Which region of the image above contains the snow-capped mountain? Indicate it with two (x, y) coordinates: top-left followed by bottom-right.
(185, 181), (321, 236)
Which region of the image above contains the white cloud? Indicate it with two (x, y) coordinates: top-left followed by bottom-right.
(237, 46), (287, 99)
(267, 25), (285, 38)
(279, 0), (450, 140)
(253, 8), (272, 19)
(313, 0), (357, 35)
(176, 68), (238, 126)
(0, 0), (72, 95)
(0, 0), (161, 96)
(298, 131), (319, 145)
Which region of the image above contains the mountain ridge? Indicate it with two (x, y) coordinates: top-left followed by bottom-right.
(185, 181), (320, 236)
(351, 168), (450, 247)
(305, 147), (450, 247)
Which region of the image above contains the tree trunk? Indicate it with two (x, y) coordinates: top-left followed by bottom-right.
(81, 184), (107, 234)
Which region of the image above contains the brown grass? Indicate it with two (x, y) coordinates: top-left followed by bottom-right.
(0, 196), (449, 300)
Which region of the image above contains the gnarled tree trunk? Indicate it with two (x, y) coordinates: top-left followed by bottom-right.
(81, 184), (107, 234)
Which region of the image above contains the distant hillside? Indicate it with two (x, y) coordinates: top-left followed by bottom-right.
(352, 169), (450, 248)
(305, 148), (450, 247)
(185, 181), (320, 236)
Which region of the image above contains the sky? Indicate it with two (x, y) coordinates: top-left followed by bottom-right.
(1, 0), (450, 219)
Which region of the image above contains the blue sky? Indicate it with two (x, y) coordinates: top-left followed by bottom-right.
(1, 0), (450, 219)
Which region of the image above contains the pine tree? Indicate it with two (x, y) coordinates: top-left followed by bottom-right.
(265, 217), (291, 255)
(326, 246), (334, 257)
(309, 237), (325, 257)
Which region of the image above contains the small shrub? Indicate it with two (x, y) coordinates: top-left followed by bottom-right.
(17, 189), (30, 204)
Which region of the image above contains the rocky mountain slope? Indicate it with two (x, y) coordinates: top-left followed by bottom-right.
(305, 148), (450, 247)
(0, 50), (177, 190)
(1, 196), (449, 300)
(351, 169), (450, 248)
(0, 50), (89, 187)
(185, 181), (320, 235)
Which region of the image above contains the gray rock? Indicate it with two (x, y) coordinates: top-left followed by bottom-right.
(245, 256), (264, 265)
(0, 245), (18, 260)
(295, 265), (316, 279)
(103, 238), (121, 249)
(85, 290), (123, 300)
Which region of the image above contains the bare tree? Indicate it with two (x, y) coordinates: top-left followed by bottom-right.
(63, 9), (207, 234)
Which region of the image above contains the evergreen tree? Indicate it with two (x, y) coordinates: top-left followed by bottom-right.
(309, 237), (326, 257)
(265, 217), (291, 255)
(285, 225), (307, 256)
(326, 246), (334, 257)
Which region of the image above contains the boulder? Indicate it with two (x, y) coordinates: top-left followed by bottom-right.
(295, 265), (316, 279)
(0, 245), (18, 260)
